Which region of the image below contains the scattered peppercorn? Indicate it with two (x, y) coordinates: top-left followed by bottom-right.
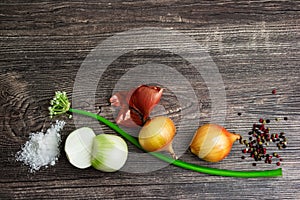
(240, 118), (287, 167)
(276, 162), (281, 166)
(238, 112), (242, 116)
(284, 117), (288, 121)
(272, 89), (276, 94)
(252, 163), (257, 166)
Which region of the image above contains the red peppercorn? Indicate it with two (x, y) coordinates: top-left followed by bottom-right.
(257, 138), (260, 143)
(242, 149), (247, 153)
(268, 160), (272, 164)
(263, 148), (267, 154)
(272, 89), (276, 95)
(276, 162), (280, 166)
(259, 118), (264, 123)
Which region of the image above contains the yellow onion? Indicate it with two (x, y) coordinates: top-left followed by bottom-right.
(110, 85), (163, 127)
(138, 116), (177, 158)
(190, 124), (241, 162)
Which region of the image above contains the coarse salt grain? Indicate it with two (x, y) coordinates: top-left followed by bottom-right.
(16, 120), (65, 172)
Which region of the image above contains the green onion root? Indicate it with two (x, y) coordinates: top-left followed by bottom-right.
(69, 108), (282, 178)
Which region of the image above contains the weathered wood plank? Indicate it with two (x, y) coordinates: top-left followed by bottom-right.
(0, 0), (299, 199)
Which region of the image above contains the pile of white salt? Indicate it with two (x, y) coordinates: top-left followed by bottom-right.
(16, 120), (65, 172)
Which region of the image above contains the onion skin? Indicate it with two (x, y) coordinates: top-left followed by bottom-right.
(110, 89), (136, 127)
(138, 116), (176, 158)
(190, 124), (241, 162)
(110, 85), (163, 127)
(129, 85), (163, 126)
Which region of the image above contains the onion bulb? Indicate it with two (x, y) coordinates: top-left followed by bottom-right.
(190, 124), (241, 162)
(138, 116), (177, 158)
(64, 127), (96, 169)
(91, 134), (128, 172)
(65, 128), (128, 172)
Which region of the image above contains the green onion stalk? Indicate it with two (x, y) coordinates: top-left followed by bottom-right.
(49, 91), (282, 178)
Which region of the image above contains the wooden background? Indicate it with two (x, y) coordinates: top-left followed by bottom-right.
(0, 0), (299, 199)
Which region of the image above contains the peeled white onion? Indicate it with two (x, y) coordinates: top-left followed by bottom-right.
(64, 127), (95, 169)
(91, 134), (128, 172)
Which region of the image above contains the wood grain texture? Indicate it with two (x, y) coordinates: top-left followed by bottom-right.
(0, 0), (299, 199)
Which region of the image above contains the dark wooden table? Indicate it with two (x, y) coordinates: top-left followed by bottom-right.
(1, 1), (299, 199)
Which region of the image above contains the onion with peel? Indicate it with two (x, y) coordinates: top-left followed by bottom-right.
(138, 116), (177, 158)
(190, 124), (241, 162)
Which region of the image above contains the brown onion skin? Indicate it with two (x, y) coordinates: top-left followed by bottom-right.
(110, 85), (163, 127)
(190, 124), (241, 162)
(129, 85), (163, 126)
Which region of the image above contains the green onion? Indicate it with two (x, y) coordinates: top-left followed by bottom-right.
(49, 91), (282, 178)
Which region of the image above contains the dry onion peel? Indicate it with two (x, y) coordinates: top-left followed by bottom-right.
(110, 85), (163, 127)
(49, 91), (282, 178)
